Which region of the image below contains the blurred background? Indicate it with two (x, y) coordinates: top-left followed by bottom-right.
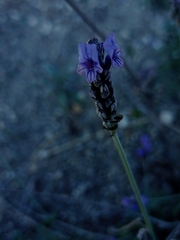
(0, 0), (180, 239)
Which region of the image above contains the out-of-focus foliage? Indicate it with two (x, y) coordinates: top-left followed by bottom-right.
(0, 0), (180, 239)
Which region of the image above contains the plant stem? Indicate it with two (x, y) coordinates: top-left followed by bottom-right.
(111, 131), (156, 240)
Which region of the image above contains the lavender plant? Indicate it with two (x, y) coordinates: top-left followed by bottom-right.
(77, 34), (155, 239)
(77, 34), (123, 133)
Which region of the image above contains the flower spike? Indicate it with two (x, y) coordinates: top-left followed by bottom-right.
(77, 43), (103, 83)
(77, 35), (124, 131)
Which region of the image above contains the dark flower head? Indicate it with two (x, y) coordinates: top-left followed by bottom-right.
(103, 33), (124, 68)
(76, 35), (124, 131)
(77, 43), (103, 83)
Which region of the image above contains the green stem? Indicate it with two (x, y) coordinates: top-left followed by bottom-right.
(111, 131), (156, 240)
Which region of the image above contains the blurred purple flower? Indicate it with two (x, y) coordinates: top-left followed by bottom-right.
(136, 134), (152, 158)
(121, 195), (148, 211)
(136, 147), (145, 158)
(109, 237), (117, 240)
(121, 196), (131, 207)
(77, 43), (103, 83)
(103, 33), (124, 68)
(140, 134), (152, 152)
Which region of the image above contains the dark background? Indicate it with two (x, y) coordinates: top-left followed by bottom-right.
(0, 0), (180, 239)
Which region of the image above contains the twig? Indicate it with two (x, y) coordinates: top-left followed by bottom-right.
(1, 196), (68, 239)
(29, 130), (104, 161)
(119, 78), (180, 135)
(166, 222), (180, 240)
(65, 0), (105, 40)
(3, 195), (112, 240)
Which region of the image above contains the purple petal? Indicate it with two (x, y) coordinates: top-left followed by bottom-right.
(76, 63), (87, 75)
(78, 43), (99, 63)
(109, 237), (117, 240)
(141, 195), (149, 205)
(103, 33), (118, 52)
(95, 64), (103, 73)
(121, 196), (130, 207)
(78, 43), (87, 63)
(87, 44), (99, 62)
(77, 43), (103, 83)
(112, 49), (124, 67)
(140, 134), (152, 153)
(136, 147), (145, 158)
(103, 34), (123, 68)
(86, 69), (96, 83)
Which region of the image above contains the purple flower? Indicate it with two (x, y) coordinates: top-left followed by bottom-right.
(103, 34), (124, 68)
(109, 237), (117, 240)
(77, 43), (103, 83)
(136, 134), (152, 158)
(140, 134), (152, 153)
(121, 195), (148, 211)
(136, 147), (145, 158)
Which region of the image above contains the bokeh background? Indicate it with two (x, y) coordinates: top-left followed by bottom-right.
(0, 0), (180, 239)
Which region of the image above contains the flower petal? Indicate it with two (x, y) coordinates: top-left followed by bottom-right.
(95, 64), (103, 73)
(86, 69), (96, 83)
(112, 49), (124, 67)
(78, 43), (86, 63)
(103, 34), (123, 68)
(88, 44), (99, 62)
(103, 34), (117, 55)
(77, 43), (103, 82)
(76, 63), (87, 75)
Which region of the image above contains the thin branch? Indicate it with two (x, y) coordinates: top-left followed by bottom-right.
(65, 0), (105, 40)
(3, 195), (112, 240)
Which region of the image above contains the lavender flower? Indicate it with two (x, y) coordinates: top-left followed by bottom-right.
(109, 237), (117, 240)
(121, 195), (148, 211)
(77, 34), (123, 131)
(77, 43), (103, 83)
(136, 134), (152, 158)
(103, 34), (124, 68)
